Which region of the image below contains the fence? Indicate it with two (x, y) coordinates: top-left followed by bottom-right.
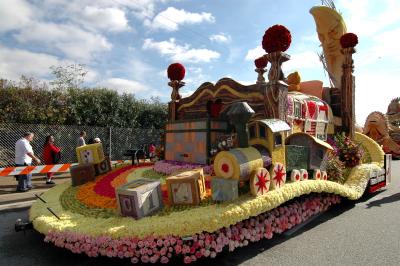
(0, 123), (162, 167)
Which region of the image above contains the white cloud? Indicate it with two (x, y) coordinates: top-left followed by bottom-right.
(0, 45), (64, 80)
(209, 33), (231, 43)
(97, 78), (149, 94)
(78, 6), (130, 32)
(143, 38), (220, 63)
(355, 69), (400, 125)
(338, 0), (400, 38)
(145, 7), (215, 31)
(245, 46), (265, 61)
(14, 22), (112, 61)
(0, 0), (34, 32)
(283, 51), (322, 72)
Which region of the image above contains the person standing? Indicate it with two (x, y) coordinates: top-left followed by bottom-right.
(77, 131), (86, 147)
(15, 132), (41, 192)
(43, 135), (61, 185)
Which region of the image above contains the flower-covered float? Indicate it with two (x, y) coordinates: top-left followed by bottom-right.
(29, 5), (392, 265)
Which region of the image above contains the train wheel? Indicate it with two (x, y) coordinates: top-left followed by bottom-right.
(271, 163), (286, 189)
(250, 167), (270, 196)
(300, 169), (308, 180)
(313, 169), (322, 180)
(321, 171), (328, 180)
(290, 169), (301, 182)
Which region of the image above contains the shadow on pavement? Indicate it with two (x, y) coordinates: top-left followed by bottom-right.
(365, 192), (400, 208)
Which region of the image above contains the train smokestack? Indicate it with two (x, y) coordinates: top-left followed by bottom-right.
(226, 102), (255, 148)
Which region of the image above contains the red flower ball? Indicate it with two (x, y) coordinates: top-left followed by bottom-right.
(340, 33), (358, 48)
(254, 56), (268, 69)
(262, 24), (292, 53)
(167, 63), (185, 81)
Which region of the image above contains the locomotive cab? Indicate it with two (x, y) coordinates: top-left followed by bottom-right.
(248, 119), (290, 166)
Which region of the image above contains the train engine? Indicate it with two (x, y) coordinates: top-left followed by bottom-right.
(213, 102), (333, 197)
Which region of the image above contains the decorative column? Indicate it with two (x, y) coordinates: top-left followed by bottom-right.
(254, 56), (268, 85)
(264, 51), (290, 121)
(167, 63), (186, 122)
(339, 33), (358, 139)
(260, 24), (292, 121)
(168, 80), (185, 121)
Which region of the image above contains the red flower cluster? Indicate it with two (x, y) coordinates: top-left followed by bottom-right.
(340, 33), (358, 48)
(167, 63), (185, 81)
(262, 24), (292, 53)
(254, 56), (268, 69)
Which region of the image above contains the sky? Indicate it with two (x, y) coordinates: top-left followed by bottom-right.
(0, 0), (399, 125)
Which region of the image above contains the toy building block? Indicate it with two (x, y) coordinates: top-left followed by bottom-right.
(116, 178), (163, 219)
(70, 164), (96, 186)
(166, 168), (206, 205)
(94, 157), (112, 176)
(250, 167), (270, 196)
(211, 177), (239, 201)
(76, 143), (105, 165)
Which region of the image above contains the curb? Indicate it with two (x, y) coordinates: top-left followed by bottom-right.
(0, 200), (35, 213)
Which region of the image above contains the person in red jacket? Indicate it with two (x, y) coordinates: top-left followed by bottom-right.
(43, 135), (61, 184)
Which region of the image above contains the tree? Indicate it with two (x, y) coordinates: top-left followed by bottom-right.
(50, 64), (88, 90)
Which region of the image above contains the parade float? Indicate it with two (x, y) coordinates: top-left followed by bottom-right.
(363, 98), (400, 159)
(27, 5), (391, 265)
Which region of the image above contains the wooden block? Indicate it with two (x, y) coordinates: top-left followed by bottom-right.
(94, 157), (112, 176)
(211, 177), (238, 201)
(70, 164), (96, 186)
(166, 168), (206, 205)
(116, 178), (163, 219)
(76, 143), (105, 164)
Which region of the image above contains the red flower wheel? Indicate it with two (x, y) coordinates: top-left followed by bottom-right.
(250, 167), (270, 196)
(321, 171), (328, 180)
(271, 163), (286, 189)
(313, 169), (322, 180)
(290, 169), (301, 182)
(300, 169), (308, 180)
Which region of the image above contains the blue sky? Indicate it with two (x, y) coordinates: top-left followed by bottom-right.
(0, 0), (399, 125)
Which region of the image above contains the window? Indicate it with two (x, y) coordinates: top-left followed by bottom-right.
(294, 102), (302, 118)
(259, 125), (266, 139)
(274, 134), (282, 147)
(249, 125), (256, 139)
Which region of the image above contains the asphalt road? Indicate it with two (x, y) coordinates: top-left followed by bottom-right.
(1, 161), (399, 266)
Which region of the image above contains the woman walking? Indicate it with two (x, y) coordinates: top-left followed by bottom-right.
(43, 135), (61, 184)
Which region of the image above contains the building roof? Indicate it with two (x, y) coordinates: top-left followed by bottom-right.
(255, 119), (291, 133)
(286, 132), (333, 150)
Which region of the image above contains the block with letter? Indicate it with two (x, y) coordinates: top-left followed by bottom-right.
(211, 177), (238, 202)
(166, 168), (206, 205)
(70, 164), (96, 186)
(94, 157), (112, 176)
(76, 143), (105, 164)
(116, 178), (163, 219)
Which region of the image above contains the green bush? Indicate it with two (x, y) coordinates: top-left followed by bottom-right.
(0, 84), (167, 129)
